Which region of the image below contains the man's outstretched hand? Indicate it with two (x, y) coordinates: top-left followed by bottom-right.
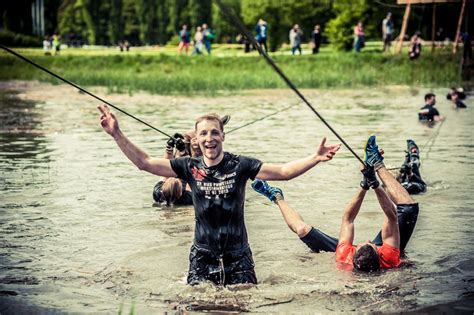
(98, 104), (119, 137)
(316, 137), (341, 162)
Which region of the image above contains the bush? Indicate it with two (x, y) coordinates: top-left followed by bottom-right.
(0, 31), (42, 47)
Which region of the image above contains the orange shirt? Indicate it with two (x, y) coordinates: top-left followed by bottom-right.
(335, 241), (401, 270)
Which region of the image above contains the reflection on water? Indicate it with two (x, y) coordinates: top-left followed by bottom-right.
(0, 83), (473, 313)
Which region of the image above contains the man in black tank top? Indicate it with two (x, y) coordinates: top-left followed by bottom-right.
(98, 106), (341, 285)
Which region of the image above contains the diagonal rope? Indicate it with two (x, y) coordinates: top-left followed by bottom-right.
(0, 45), (174, 139)
(214, 0), (365, 165)
(226, 103), (298, 134)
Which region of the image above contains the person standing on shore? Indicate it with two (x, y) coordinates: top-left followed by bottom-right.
(409, 32), (422, 60)
(202, 24), (214, 55)
(311, 24), (322, 54)
(193, 26), (204, 55)
(289, 24), (303, 55)
(382, 12), (394, 52)
(52, 34), (61, 56)
(354, 22), (365, 53)
(178, 25), (191, 55)
(255, 19), (268, 53)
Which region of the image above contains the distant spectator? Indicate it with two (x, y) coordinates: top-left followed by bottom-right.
(255, 18), (268, 53)
(382, 12), (394, 52)
(118, 41), (124, 52)
(289, 24), (303, 55)
(52, 34), (61, 55)
(202, 23), (215, 55)
(409, 31), (422, 60)
(124, 40), (130, 52)
(354, 22), (365, 53)
(236, 34), (251, 53)
(178, 25), (191, 54)
(311, 24), (322, 54)
(43, 36), (52, 55)
(193, 26), (204, 55)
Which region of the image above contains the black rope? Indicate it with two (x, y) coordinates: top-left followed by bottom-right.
(0, 45), (174, 139)
(214, 0), (365, 166)
(386, 118), (447, 171)
(226, 103), (298, 134)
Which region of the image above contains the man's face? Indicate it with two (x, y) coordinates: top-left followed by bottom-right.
(429, 96), (436, 106)
(196, 119), (224, 161)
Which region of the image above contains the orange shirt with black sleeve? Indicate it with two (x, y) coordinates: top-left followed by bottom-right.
(335, 241), (401, 270)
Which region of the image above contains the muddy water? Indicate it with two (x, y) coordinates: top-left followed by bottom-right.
(0, 81), (473, 313)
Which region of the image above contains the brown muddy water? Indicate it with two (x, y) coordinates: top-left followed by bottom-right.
(0, 81), (473, 313)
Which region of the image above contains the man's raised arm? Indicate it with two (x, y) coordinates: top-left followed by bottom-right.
(338, 188), (366, 244)
(256, 137), (341, 180)
(98, 104), (177, 178)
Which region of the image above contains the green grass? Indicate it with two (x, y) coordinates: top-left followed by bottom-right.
(0, 43), (462, 95)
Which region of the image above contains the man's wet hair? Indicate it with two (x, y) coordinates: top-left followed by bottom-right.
(424, 93), (436, 101)
(195, 113), (224, 132)
(162, 178), (183, 206)
(353, 244), (380, 272)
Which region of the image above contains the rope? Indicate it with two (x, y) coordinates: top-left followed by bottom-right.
(385, 117), (447, 171)
(421, 117), (446, 159)
(0, 45), (174, 139)
(214, 0), (365, 166)
(226, 103), (298, 134)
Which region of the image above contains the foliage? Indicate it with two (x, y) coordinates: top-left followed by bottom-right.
(0, 31), (42, 47)
(212, 0), (242, 43)
(326, 0), (374, 51)
(0, 46), (460, 94)
(1, 0), (469, 48)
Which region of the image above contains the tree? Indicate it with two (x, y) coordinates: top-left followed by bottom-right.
(326, 0), (374, 51)
(156, 0), (171, 45)
(122, 0), (140, 44)
(212, 0), (241, 43)
(167, 0), (190, 37)
(189, 0), (212, 28)
(108, 0), (123, 45)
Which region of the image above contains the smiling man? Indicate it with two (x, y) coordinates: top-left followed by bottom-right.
(98, 106), (341, 285)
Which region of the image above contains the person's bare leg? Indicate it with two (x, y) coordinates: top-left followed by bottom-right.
(377, 165), (415, 205)
(274, 196), (312, 238)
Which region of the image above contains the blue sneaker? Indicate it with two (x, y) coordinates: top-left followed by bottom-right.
(251, 180), (283, 202)
(364, 135), (384, 167)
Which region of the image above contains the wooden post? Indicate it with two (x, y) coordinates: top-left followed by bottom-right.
(431, 4), (436, 52)
(453, 0), (466, 54)
(397, 0), (411, 54)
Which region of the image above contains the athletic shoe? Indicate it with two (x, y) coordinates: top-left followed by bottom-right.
(360, 166), (380, 190)
(406, 139), (420, 167)
(364, 135), (384, 168)
(252, 179), (283, 202)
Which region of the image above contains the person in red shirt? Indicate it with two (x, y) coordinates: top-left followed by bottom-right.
(253, 135), (419, 272)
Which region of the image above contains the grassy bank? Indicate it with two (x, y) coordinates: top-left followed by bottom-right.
(0, 44), (461, 94)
